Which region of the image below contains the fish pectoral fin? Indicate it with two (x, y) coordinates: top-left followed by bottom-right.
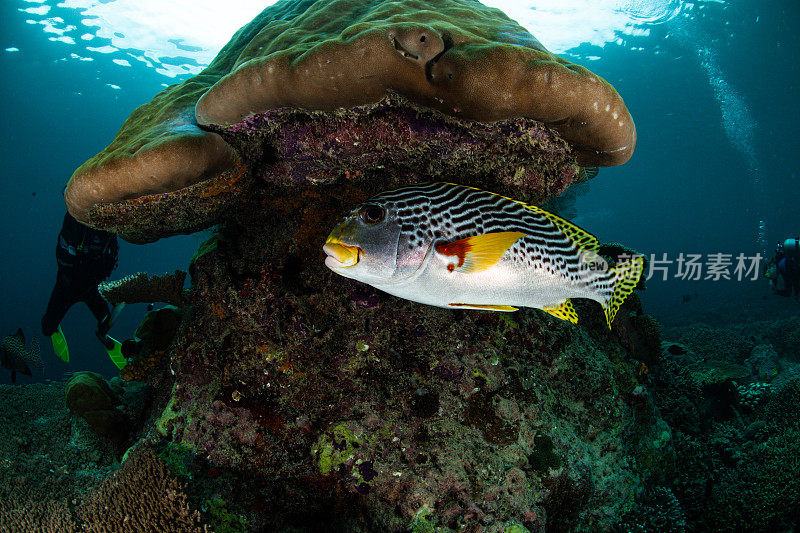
(542, 299), (578, 324)
(449, 303), (518, 312)
(436, 232), (525, 273)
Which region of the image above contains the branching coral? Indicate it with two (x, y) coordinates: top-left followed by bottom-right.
(0, 498), (77, 533)
(0, 453), (205, 533)
(76, 446), (205, 532)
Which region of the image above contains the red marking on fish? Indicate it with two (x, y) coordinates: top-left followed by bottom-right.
(436, 240), (470, 268)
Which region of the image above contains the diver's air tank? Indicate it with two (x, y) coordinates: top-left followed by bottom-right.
(784, 238), (800, 257)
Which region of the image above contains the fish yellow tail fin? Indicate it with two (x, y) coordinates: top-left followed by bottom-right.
(604, 256), (644, 329)
(51, 326), (69, 363)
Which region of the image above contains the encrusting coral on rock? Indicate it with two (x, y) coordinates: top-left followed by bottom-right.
(141, 181), (666, 530)
(121, 305), (184, 384)
(99, 270), (188, 307)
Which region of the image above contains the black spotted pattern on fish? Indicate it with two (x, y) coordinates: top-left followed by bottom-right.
(370, 182), (614, 287)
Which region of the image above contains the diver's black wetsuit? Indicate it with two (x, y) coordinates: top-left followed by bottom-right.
(41, 213), (118, 337)
(777, 256), (800, 297)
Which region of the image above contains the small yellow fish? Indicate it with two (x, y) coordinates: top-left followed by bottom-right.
(324, 182), (643, 327)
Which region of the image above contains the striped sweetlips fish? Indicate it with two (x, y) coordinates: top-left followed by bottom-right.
(323, 182), (643, 327)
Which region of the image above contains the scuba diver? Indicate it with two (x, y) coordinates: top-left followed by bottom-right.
(765, 238), (800, 299)
(41, 211), (127, 369)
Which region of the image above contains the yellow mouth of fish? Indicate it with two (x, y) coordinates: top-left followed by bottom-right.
(323, 238), (361, 268)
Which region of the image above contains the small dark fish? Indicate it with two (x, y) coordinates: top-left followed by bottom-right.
(1, 329), (42, 383)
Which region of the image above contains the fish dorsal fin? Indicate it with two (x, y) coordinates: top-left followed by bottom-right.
(448, 303), (518, 312)
(526, 205), (600, 252)
(542, 299), (578, 324)
(435, 232), (525, 273)
(440, 182), (600, 252)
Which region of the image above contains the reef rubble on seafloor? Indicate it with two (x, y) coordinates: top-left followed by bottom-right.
(7, 315), (800, 531)
(630, 319), (800, 532)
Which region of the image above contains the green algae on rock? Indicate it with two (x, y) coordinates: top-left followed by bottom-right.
(64, 0), (635, 243)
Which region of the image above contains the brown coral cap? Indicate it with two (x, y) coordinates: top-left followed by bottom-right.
(64, 91), (241, 224)
(195, 0), (636, 166)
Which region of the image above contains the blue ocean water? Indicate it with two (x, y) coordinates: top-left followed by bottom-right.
(0, 0), (797, 386)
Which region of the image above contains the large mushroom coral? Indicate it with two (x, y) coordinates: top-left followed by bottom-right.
(65, 0), (635, 242)
(195, 0), (635, 165)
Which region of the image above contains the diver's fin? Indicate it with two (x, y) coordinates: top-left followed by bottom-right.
(107, 303), (125, 328)
(542, 300), (578, 324)
(448, 303), (518, 312)
(104, 336), (127, 370)
(604, 256), (645, 329)
(50, 326), (69, 363)
(436, 232), (525, 273)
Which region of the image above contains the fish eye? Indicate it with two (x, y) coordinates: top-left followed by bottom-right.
(359, 204), (386, 225)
